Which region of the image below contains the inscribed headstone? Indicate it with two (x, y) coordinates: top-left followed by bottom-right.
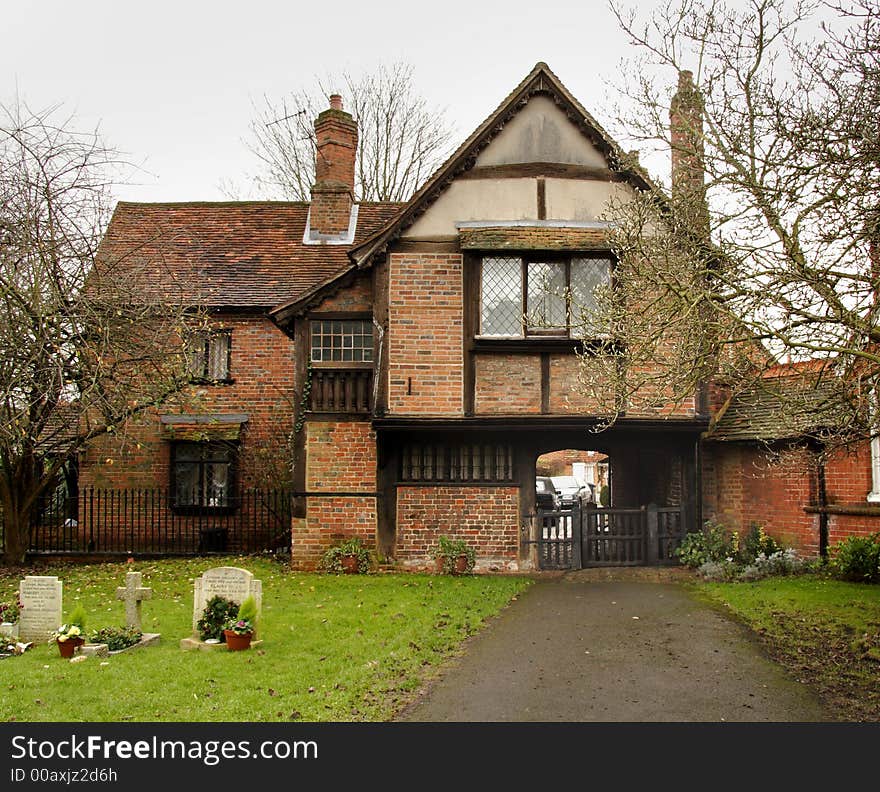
(18, 576), (62, 643)
(191, 567), (262, 634)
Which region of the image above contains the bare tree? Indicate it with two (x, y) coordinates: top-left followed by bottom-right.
(238, 62), (454, 202)
(0, 102), (205, 564)
(582, 0), (880, 445)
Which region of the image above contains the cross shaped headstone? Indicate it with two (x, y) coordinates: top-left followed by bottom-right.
(116, 572), (152, 631)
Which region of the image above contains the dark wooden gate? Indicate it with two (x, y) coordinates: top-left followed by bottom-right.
(534, 504), (686, 570)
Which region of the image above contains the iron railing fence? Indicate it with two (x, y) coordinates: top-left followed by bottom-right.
(17, 487), (294, 556)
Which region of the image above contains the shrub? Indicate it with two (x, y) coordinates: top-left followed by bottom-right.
(830, 534), (880, 583)
(90, 625), (143, 651)
(676, 520), (737, 568)
(739, 525), (781, 564)
(740, 549), (805, 581)
(431, 536), (476, 575)
(698, 559), (738, 581)
(197, 595), (239, 641)
(319, 537), (373, 574)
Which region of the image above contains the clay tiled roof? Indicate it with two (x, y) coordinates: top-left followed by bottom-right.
(97, 201), (403, 309)
(710, 368), (840, 442)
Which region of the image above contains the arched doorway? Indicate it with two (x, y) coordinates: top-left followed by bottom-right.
(526, 440), (691, 570)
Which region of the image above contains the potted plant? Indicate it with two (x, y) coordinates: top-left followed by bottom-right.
(319, 537), (372, 574)
(51, 604), (87, 658)
(432, 536), (476, 575)
(223, 596), (258, 651)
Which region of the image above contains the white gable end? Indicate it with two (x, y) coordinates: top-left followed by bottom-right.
(475, 95), (608, 168)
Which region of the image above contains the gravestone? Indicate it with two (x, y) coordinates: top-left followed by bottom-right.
(80, 570), (162, 656)
(181, 566), (262, 651)
(116, 572), (152, 631)
(18, 576), (62, 643)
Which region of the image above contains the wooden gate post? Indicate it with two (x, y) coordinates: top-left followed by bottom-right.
(646, 503), (659, 565)
(571, 504), (583, 569)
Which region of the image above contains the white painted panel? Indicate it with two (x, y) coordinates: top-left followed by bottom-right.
(403, 179), (537, 239)
(475, 96), (608, 168)
(544, 178), (635, 223)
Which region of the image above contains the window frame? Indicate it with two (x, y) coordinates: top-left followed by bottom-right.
(477, 251), (615, 342)
(187, 329), (233, 384)
(170, 440), (238, 514)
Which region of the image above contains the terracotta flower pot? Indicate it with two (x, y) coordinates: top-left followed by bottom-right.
(223, 630), (253, 651)
(453, 554), (470, 575)
(341, 554), (360, 574)
(57, 636), (84, 658)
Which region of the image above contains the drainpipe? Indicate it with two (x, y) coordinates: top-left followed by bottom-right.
(817, 453), (829, 559)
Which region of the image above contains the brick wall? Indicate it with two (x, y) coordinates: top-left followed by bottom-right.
(80, 314), (296, 490)
(290, 420), (378, 570)
(704, 440), (880, 555)
(395, 485), (521, 571)
(312, 272), (372, 313)
(292, 496), (378, 571)
(388, 253), (463, 415)
(703, 443), (820, 553)
(475, 354), (541, 413)
(305, 421), (376, 492)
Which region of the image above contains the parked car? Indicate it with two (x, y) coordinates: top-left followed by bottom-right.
(551, 476), (595, 509)
(535, 476), (559, 510)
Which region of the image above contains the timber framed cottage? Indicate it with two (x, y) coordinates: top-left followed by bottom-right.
(73, 63), (880, 569)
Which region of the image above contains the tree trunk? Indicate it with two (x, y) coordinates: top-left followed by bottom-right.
(0, 498), (33, 565)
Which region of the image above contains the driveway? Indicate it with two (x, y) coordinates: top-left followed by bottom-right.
(397, 571), (829, 722)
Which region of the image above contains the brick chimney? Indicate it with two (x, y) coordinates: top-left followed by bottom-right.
(670, 70), (709, 233)
(309, 94), (358, 238)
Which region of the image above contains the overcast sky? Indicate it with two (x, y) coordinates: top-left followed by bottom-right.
(3, 0), (671, 204)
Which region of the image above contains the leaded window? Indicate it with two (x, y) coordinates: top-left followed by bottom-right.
(479, 254), (613, 338)
(172, 441), (236, 510)
(187, 330), (231, 381)
(310, 320), (373, 363)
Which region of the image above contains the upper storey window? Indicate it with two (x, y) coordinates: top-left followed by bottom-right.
(479, 254), (612, 338)
(310, 320), (373, 363)
(186, 330), (231, 382)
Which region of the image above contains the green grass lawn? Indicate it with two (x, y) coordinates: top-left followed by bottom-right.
(696, 575), (880, 721)
(0, 557), (530, 722)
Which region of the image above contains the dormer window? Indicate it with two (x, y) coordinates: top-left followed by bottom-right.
(479, 254), (612, 339)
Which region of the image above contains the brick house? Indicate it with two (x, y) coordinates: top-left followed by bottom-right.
(81, 62), (880, 568)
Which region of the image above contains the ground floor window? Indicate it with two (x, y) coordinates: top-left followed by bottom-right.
(171, 441), (236, 510)
(400, 443), (514, 482)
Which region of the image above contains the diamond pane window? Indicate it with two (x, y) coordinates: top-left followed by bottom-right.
(310, 320), (373, 363)
(526, 261), (567, 331)
(480, 257), (523, 337)
(479, 254), (613, 339)
(187, 331), (231, 381)
(570, 257), (612, 338)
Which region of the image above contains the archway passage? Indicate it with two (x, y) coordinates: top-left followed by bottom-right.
(529, 442), (692, 570)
